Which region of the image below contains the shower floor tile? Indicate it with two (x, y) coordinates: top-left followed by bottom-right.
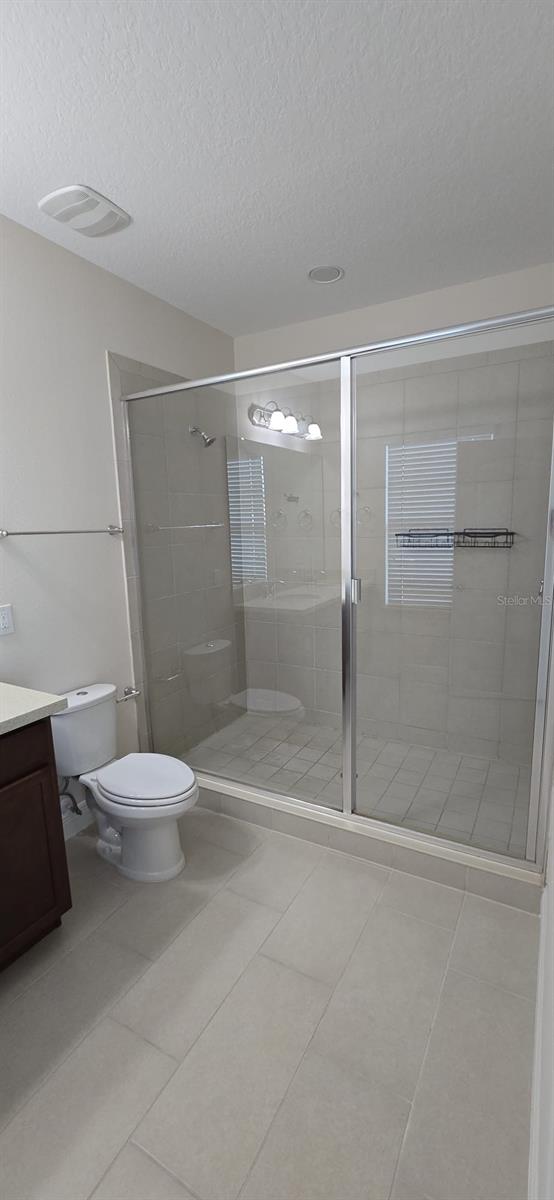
(187, 714), (531, 859)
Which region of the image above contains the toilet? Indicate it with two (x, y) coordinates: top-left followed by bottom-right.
(51, 684), (198, 882)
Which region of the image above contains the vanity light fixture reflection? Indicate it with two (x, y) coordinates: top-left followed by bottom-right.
(282, 412), (299, 434)
(248, 401), (323, 440)
(269, 407), (285, 430)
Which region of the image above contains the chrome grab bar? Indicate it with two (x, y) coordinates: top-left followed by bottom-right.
(0, 525), (123, 538)
(116, 686), (141, 703)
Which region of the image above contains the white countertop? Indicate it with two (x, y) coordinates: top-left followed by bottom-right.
(0, 682), (67, 736)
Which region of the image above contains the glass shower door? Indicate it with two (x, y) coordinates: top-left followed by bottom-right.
(351, 333), (554, 860)
(128, 361), (344, 810)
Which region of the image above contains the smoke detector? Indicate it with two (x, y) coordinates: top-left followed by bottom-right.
(38, 185), (131, 237)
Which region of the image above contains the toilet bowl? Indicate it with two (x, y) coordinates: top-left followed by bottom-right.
(81, 753), (198, 882)
(51, 685), (198, 883)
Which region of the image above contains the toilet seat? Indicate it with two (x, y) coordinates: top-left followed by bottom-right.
(96, 752), (196, 807)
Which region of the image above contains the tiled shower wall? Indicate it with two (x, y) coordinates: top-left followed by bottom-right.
(238, 432), (341, 715)
(240, 345), (554, 766)
(355, 345), (554, 765)
(124, 375), (246, 755)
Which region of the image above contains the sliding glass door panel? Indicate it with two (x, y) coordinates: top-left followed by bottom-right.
(128, 362), (343, 809)
(352, 333), (554, 860)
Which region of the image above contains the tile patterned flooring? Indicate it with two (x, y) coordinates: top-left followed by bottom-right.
(0, 809), (538, 1200)
(188, 713), (530, 857)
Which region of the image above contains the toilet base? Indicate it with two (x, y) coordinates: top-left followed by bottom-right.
(84, 789), (189, 884)
(96, 818), (185, 883)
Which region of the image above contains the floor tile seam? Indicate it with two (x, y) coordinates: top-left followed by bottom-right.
(84, 1025), (200, 1200)
(231, 943), (359, 1199)
(128, 1140), (204, 1200)
(186, 821), (264, 862)
(445, 964), (538, 1007)
(465, 888), (542, 917)
(237, 1029), (415, 1200)
(256, 947), (339, 989)
(95, 866), (228, 964)
(103, 1009), (184, 1063)
(385, 890), (466, 1200)
(229, 845), (333, 957)
(0, 876), (138, 1019)
(223, 835), (327, 909)
(455, 886), (541, 920)
(78, 1034), (186, 1200)
(235, 864), (393, 1192)
(377, 898), (461, 935)
(108, 885), (298, 1091)
(0, 964), (164, 1143)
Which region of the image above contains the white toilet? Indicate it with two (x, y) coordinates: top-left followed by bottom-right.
(51, 684), (198, 882)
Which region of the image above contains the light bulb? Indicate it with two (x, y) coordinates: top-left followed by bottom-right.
(269, 407), (285, 431)
(283, 413), (299, 434)
(307, 421), (322, 440)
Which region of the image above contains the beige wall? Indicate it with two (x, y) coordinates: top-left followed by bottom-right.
(234, 264), (554, 368)
(0, 216), (233, 751)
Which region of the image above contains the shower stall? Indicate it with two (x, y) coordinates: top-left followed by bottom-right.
(119, 307), (554, 873)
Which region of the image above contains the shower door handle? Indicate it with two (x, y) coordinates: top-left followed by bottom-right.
(351, 578), (362, 605)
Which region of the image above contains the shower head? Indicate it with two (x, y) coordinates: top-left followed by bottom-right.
(189, 425), (216, 447)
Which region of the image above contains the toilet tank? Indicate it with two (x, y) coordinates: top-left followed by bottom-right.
(51, 684), (117, 777)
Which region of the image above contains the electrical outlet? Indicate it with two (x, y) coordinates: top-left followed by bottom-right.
(0, 604), (15, 635)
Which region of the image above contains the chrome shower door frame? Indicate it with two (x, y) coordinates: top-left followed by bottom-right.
(340, 356), (357, 815)
(527, 430), (554, 861)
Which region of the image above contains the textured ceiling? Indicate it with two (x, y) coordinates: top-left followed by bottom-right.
(1, 0), (553, 336)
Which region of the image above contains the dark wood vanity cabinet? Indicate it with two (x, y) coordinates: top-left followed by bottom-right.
(0, 718), (71, 969)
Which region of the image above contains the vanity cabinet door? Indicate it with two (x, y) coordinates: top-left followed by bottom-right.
(0, 745), (72, 968)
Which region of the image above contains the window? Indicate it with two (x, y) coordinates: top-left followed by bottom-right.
(385, 439), (457, 605)
(226, 455), (268, 584)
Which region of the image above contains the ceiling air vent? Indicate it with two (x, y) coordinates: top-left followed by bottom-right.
(38, 185), (131, 237)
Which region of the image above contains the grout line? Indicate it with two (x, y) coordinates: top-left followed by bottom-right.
(89, 838), (324, 1197)
(385, 883), (467, 1200)
(377, 900), (461, 935)
(102, 1013), (182, 1064)
(128, 1142), (204, 1200)
(124, 849), (335, 1195)
(0, 940), (155, 1139)
(0, 827), (262, 1140)
(445, 964), (537, 1006)
(236, 860), (392, 1197)
(82, 1033), (183, 1200)
(0, 873), (136, 1017)
(194, 716), (528, 852)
